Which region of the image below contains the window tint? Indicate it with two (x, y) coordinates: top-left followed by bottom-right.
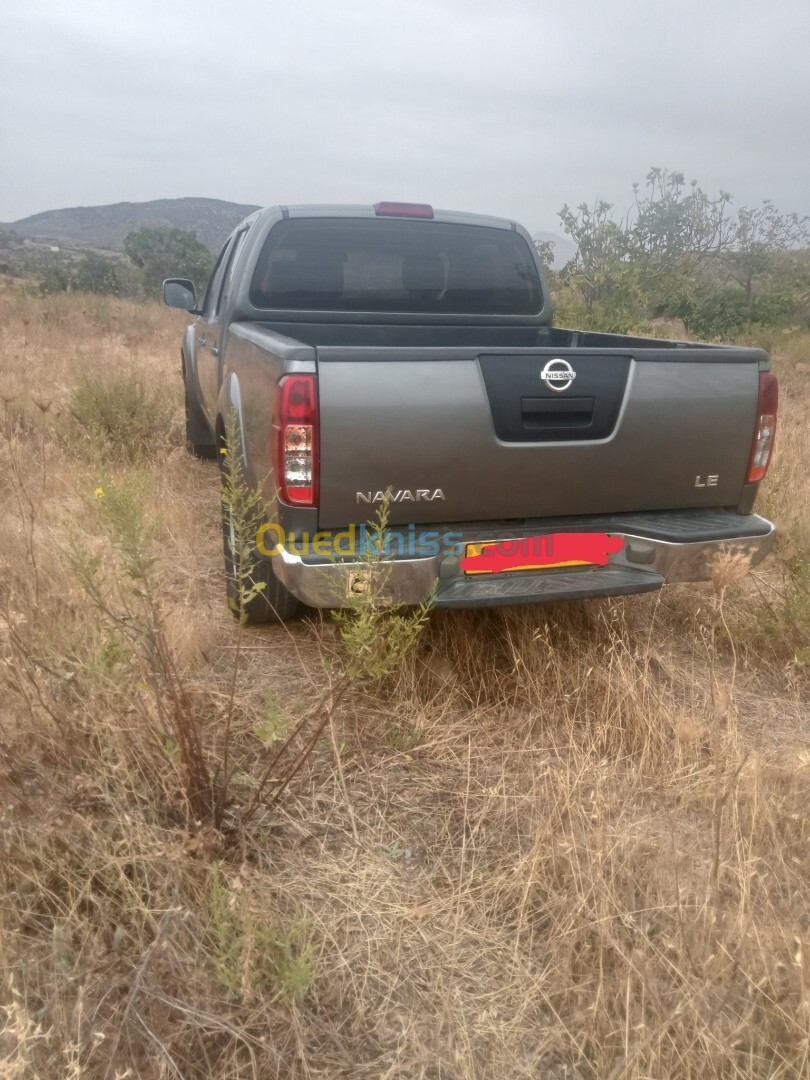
(250, 218), (542, 315)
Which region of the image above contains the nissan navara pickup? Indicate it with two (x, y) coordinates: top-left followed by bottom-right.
(163, 201), (777, 623)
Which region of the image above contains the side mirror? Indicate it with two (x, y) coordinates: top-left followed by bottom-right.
(163, 278), (198, 312)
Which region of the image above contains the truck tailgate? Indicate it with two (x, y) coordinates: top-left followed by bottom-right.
(315, 349), (760, 528)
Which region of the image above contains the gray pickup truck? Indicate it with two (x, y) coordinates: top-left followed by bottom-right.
(164, 201), (777, 623)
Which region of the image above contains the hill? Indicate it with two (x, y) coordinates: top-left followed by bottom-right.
(5, 197), (260, 253)
(5, 197), (577, 268)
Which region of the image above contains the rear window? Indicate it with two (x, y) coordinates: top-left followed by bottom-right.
(249, 218), (543, 315)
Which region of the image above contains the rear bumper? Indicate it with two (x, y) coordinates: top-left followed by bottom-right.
(270, 510), (777, 610)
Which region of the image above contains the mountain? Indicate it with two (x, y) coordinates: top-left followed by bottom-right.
(532, 230), (576, 270)
(5, 197), (260, 253)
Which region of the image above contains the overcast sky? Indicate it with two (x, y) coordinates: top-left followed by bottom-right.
(2, 0), (808, 233)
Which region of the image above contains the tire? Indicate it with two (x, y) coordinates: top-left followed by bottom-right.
(219, 465), (300, 624)
(183, 365), (217, 460)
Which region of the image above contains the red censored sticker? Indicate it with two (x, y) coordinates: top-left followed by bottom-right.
(461, 533), (624, 575)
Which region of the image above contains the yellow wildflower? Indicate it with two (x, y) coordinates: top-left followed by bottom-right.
(95, 487), (104, 498)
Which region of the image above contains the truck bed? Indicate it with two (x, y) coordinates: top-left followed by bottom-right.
(235, 322), (766, 530)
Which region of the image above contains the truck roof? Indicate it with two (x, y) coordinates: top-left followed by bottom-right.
(245, 203), (519, 233)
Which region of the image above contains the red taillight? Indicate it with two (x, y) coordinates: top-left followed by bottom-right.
(272, 374), (319, 506)
(374, 201), (434, 219)
(746, 372), (778, 484)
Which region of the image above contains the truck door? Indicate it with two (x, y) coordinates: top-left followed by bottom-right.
(205, 226), (250, 408)
(196, 234), (234, 423)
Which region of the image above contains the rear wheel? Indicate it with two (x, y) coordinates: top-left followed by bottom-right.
(219, 461), (300, 624)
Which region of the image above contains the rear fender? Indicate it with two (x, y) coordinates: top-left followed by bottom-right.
(217, 374), (254, 485)
(214, 376), (276, 598)
(182, 325), (214, 447)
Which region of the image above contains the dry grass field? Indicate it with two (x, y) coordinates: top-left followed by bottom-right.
(1, 277), (809, 1078)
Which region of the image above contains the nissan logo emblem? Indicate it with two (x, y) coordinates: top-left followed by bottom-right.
(541, 358), (576, 392)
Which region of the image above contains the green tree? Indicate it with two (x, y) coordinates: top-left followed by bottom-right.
(555, 166), (810, 337)
(725, 201), (809, 314)
(557, 200), (629, 314)
(123, 226), (213, 297)
(630, 168), (736, 268)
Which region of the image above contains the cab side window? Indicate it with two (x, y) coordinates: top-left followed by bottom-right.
(216, 228), (249, 316)
(200, 237), (233, 319)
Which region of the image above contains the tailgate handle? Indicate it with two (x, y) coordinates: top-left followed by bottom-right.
(521, 396), (595, 429)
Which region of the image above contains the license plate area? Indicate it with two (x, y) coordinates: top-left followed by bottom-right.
(461, 533), (623, 576)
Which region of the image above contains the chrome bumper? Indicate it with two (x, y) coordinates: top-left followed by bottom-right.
(271, 519), (777, 609)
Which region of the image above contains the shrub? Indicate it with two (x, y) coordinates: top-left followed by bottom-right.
(72, 252), (122, 296)
(331, 494), (434, 683)
(70, 373), (175, 460)
(37, 265), (71, 295)
(689, 286), (750, 338)
(208, 865), (315, 1002)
